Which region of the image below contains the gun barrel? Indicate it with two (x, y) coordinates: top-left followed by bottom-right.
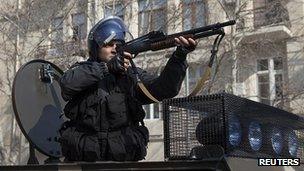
(220, 20), (236, 27)
(168, 20), (235, 38)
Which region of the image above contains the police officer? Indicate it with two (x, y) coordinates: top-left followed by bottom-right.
(59, 16), (197, 162)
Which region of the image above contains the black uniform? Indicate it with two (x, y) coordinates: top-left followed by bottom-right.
(59, 48), (188, 161)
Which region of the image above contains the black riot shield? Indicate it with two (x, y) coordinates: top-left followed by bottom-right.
(12, 59), (66, 159)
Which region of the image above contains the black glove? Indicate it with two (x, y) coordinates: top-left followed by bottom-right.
(173, 37), (197, 62)
(106, 55), (125, 75)
(172, 46), (194, 62)
(177, 42), (196, 54)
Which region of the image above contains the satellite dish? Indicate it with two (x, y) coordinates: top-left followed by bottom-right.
(12, 59), (66, 158)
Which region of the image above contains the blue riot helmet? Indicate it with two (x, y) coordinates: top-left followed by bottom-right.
(87, 16), (133, 62)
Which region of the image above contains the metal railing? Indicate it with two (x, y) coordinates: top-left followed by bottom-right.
(253, 5), (291, 29)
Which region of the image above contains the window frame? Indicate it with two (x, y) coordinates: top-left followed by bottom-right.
(72, 12), (86, 41)
(181, 0), (207, 31)
(144, 103), (162, 120)
(138, 0), (167, 35)
(104, 1), (125, 20)
(50, 17), (64, 47)
(253, 0), (290, 28)
(256, 57), (284, 106)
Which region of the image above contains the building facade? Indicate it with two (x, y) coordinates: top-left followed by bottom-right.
(0, 0), (303, 164)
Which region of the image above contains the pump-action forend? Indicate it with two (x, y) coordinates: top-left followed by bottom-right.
(118, 20), (236, 56)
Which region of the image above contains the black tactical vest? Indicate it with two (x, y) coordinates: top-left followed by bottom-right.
(59, 74), (149, 162)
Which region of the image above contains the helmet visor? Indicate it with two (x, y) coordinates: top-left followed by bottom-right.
(89, 16), (133, 46)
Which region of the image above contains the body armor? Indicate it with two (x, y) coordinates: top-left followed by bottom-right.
(59, 74), (148, 161)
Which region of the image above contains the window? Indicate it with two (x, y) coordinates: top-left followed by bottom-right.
(253, 0), (290, 28)
(274, 57), (283, 70)
(257, 59), (268, 71)
(144, 103), (162, 119)
(258, 74), (270, 105)
(104, 2), (125, 20)
(143, 105), (151, 119)
(257, 57), (284, 106)
(182, 0), (206, 31)
(138, 0), (167, 35)
(153, 102), (160, 119)
(275, 74), (283, 98)
(51, 17), (63, 46)
(72, 13), (86, 41)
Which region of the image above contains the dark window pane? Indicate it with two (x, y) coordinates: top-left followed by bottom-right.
(258, 74), (269, 102)
(274, 57), (283, 70)
(159, 103), (162, 119)
(72, 13), (86, 40)
(182, 4), (191, 30)
(52, 29), (63, 44)
(266, 0), (290, 26)
(275, 74), (282, 82)
(153, 103), (159, 119)
(182, 0), (206, 30)
(138, 11), (149, 35)
(143, 105), (150, 119)
(51, 17), (63, 45)
(138, 0), (150, 35)
(138, 0), (166, 35)
(72, 27), (79, 39)
(195, 1), (206, 27)
(152, 9), (166, 31)
(259, 84), (269, 97)
(275, 74), (283, 98)
(258, 74), (269, 83)
(257, 59), (268, 71)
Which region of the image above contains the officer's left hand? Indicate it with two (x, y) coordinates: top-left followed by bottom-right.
(174, 36), (197, 53)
